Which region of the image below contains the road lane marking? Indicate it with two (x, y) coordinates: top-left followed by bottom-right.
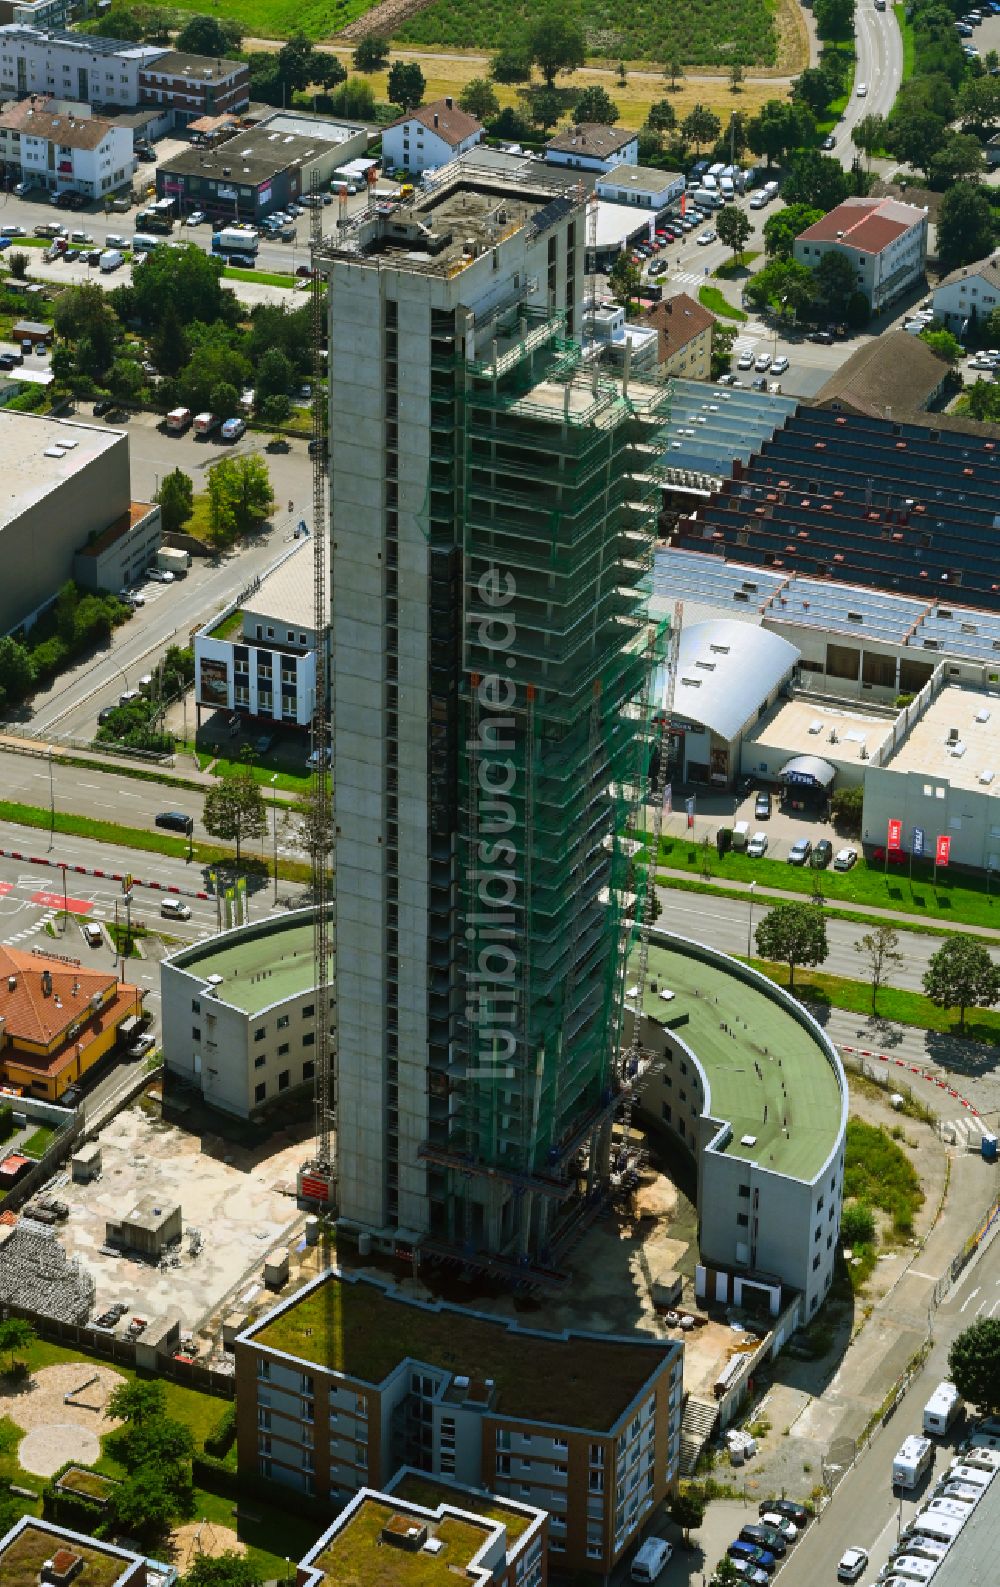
(961, 1286), (982, 1311)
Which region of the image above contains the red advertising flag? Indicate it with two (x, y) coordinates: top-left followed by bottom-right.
(680, 191), (687, 216)
(887, 818), (902, 852)
(936, 834), (951, 868)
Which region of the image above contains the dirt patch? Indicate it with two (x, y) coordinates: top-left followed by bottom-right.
(773, 0), (812, 74)
(19, 1422), (101, 1478)
(2, 1363), (124, 1435)
(335, 0), (430, 39)
(171, 1520), (246, 1572)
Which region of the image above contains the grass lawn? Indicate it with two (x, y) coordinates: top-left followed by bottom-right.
(894, 4), (916, 82)
(203, 749), (311, 795)
(20, 1125), (58, 1159)
(224, 266), (296, 288)
(750, 954), (1000, 1045)
(714, 251), (762, 278)
(659, 873), (955, 940)
(654, 832), (1000, 933)
(844, 1117), (924, 1234)
(208, 609), (244, 641)
(0, 1413), (41, 1506)
(699, 284), (747, 320)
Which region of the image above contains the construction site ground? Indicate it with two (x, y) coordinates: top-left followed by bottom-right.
(33, 1100), (306, 1340)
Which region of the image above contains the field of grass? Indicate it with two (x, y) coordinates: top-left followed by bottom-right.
(894, 4), (916, 83)
(21, 1125), (58, 1159)
(654, 832), (1000, 932)
(714, 251), (762, 277)
(699, 284), (747, 320)
(844, 1118), (924, 1236)
(395, 0), (777, 66)
(223, 266), (296, 288)
(751, 955), (1000, 1045)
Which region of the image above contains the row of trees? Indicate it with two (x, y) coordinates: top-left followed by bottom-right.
(0, 583), (131, 713)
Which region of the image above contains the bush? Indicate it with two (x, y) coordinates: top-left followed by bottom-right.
(203, 1401), (237, 1459)
(0, 1105), (13, 1143)
(830, 784), (863, 835)
(840, 1200), (876, 1246)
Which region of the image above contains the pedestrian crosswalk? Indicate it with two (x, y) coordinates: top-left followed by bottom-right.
(941, 1115), (989, 1149)
(670, 269), (711, 288)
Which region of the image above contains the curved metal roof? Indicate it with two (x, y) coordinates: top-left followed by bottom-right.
(779, 754), (837, 787)
(658, 619), (799, 742)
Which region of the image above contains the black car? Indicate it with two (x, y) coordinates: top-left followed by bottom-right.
(759, 1499), (809, 1528)
(230, 253), (256, 268)
(97, 706), (116, 725)
(155, 810), (194, 836)
(93, 398), (113, 416)
(0, 352), (18, 370)
(811, 838), (833, 868)
(740, 1524), (786, 1558)
(809, 329), (834, 344)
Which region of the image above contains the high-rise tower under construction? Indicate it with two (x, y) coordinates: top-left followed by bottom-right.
(320, 160), (667, 1272)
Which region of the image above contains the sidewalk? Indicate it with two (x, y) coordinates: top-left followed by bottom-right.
(0, 731), (216, 789)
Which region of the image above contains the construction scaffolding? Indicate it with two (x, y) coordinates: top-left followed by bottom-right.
(422, 304), (671, 1264)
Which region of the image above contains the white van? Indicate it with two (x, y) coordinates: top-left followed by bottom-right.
(160, 897), (191, 921)
(957, 1443), (1000, 1467)
(901, 1536), (950, 1564)
(947, 1462), (994, 1487)
(732, 820), (751, 851)
(83, 922), (103, 948)
(893, 1435), (933, 1490)
(631, 1538), (672, 1583)
(923, 1382), (961, 1436)
(888, 1555), (939, 1583)
(719, 177), (735, 200)
(911, 1509), (965, 1544)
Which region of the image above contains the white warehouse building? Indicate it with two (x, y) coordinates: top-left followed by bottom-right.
(632, 929), (848, 1320)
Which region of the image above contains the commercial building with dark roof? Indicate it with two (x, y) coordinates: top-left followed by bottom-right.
(793, 195), (928, 312)
(155, 119), (365, 219)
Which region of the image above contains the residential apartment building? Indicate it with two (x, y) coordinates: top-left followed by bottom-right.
(931, 253), (1000, 336)
(318, 158), (667, 1267)
(236, 1267), (684, 1577)
(641, 291), (714, 379)
(0, 96), (133, 196)
(793, 196), (928, 313)
(0, 1515), (176, 1587)
(297, 1472), (548, 1587)
(382, 97), (483, 175)
(160, 910), (330, 1119)
(0, 25), (163, 108)
(544, 122), (639, 172)
(137, 49), (249, 119)
(0, 941), (143, 1101)
(194, 537), (321, 731)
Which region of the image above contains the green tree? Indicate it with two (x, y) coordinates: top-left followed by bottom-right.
(784, 148), (850, 209)
(210, 381), (240, 418)
(927, 132), (985, 189)
(938, 182), (996, 272)
(681, 103), (721, 154)
(919, 327), (963, 364)
(7, 250), (28, 280)
(665, 53), (684, 91)
(669, 1486), (707, 1545)
(747, 99), (810, 166)
(490, 47), (532, 84)
(183, 1555), (264, 1587)
(958, 378), (1000, 423)
(729, 61), (744, 92)
(0, 635), (35, 705)
(387, 60), (425, 110)
(950, 1318), (1000, 1414)
(754, 901), (829, 989)
(203, 767), (267, 863)
(831, 784), (863, 834)
(459, 77), (500, 121)
(744, 257), (817, 320)
(106, 359), (144, 407)
(710, 323), (737, 377)
(712, 1555), (744, 1586)
(256, 346), (294, 402)
(646, 99), (677, 137)
(840, 1201), (877, 1245)
(352, 32), (390, 72)
(180, 331), (250, 415)
(793, 65), (835, 118)
(958, 72), (1000, 134)
(922, 935), (1000, 1032)
(207, 455), (274, 542)
(107, 1380), (167, 1426)
(763, 202), (822, 258)
(155, 468), (194, 535)
(814, 0), (855, 41)
(814, 249), (857, 313)
(0, 1317), (33, 1372)
(128, 241), (229, 329)
(887, 106), (947, 178)
(717, 205), (751, 264)
(852, 111), (887, 169)
(528, 9), (586, 87)
(108, 1467), (191, 1540)
(855, 925), (904, 1016)
(277, 32), (319, 95)
(260, 393), (292, 424)
(149, 305), (190, 379)
(608, 251), (642, 314)
(527, 87), (563, 131)
(176, 14), (242, 53)
(574, 85), (620, 124)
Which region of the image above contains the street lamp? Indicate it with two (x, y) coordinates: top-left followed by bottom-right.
(747, 879), (757, 958)
(271, 773), (279, 906)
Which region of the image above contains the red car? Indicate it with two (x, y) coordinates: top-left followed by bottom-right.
(870, 846), (908, 865)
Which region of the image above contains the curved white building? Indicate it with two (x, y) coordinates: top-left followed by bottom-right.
(632, 928), (848, 1318)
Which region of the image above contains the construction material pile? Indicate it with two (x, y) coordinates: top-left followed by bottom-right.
(0, 1220), (94, 1322)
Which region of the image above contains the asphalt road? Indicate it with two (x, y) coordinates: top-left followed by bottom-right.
(831, 0), (905, 162)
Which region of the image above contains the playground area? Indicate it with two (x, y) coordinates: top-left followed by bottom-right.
(1, 1362), (124, 1476)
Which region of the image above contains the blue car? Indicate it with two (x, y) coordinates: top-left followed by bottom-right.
(729, 1540), (777, 1575)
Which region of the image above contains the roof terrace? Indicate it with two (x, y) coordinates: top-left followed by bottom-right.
(887, 683), (1000, 792)
(302, 1495), (496, 1587)
(637, 938), (844, 1180)
(165, 913), (317, 1015)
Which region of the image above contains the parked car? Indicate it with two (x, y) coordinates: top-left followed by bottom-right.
(788, 837), (813, 865)
(752, 376), (768, 391)
(755, 791), (772, 820)
(728, 1541), (776, 1574)
(92, 397), (113, 416)
(755, 352), (772, 372)
(811, 839), (833, 868)
(739, 1524), (786, 1558)
(759, 1500), (809, 1528)
(834, 846), (858, 870)
(729, 1562), (770, 1586)
(738, 351), (755, 370)
(146, 568), (175, 583)
(187, 209), (206, 225)
(220, 417), (246, 442)
(837, 1547), (868, 1582)
(759, 1512), (798, 1542)
(809, 328), (835, 344)
(127, 1032), (157, 1058)
(255, 734), (274, 754)
(771, 355), (789, 374)
(822, 133), (837, 149)
(747, 832), (769, 858)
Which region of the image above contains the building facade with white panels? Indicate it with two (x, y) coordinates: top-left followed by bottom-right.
(931, 256), (1000, 335)
(0, 25), (163, 108)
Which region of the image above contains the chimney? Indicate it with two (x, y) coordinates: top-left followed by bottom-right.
(445, 96), (453, 110)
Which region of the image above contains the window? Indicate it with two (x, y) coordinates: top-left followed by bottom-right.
(278, 1070), (290, 1091)
(254, 1026), (266, 1042)
(192, 999), (201, 1014)
(278, 1042), (289, 1056)
(254, 1055), (265, 1070)
(303, 1032), (315, 1047)
(737, 1213), (749, 1227)
(255, 1082), (266, 1103)
(192, 1027), (201, 1042)
(303, 1060), (315, 1081)
(303, 1003), (315, 1018)
(738, 1184), (750, 1198)
(813, 1253), (821, 1271)
(277, 1014), (290, 1030)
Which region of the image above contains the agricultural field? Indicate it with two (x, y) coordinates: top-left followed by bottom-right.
(396, 0), (779, 66)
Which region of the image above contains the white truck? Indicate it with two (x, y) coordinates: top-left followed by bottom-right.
(99, 249), (123, 272)
(193, 412), (219, 437)
(212, 226), (258, 257)
(166, 407), (192, 434)
(893, 1435), (933, 1490)
(923, 1382), (961, 1437)
(157, 546), (190, 577)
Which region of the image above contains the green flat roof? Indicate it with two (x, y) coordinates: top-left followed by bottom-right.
(251, 1270), (674, 1430)
(0, 1525), (132, 1587)
(390, 1473), (535, 1543)
(637, 942), (843, 1181)
(172, 919), (319, 1014)
(311, 1498), (492, 1587)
